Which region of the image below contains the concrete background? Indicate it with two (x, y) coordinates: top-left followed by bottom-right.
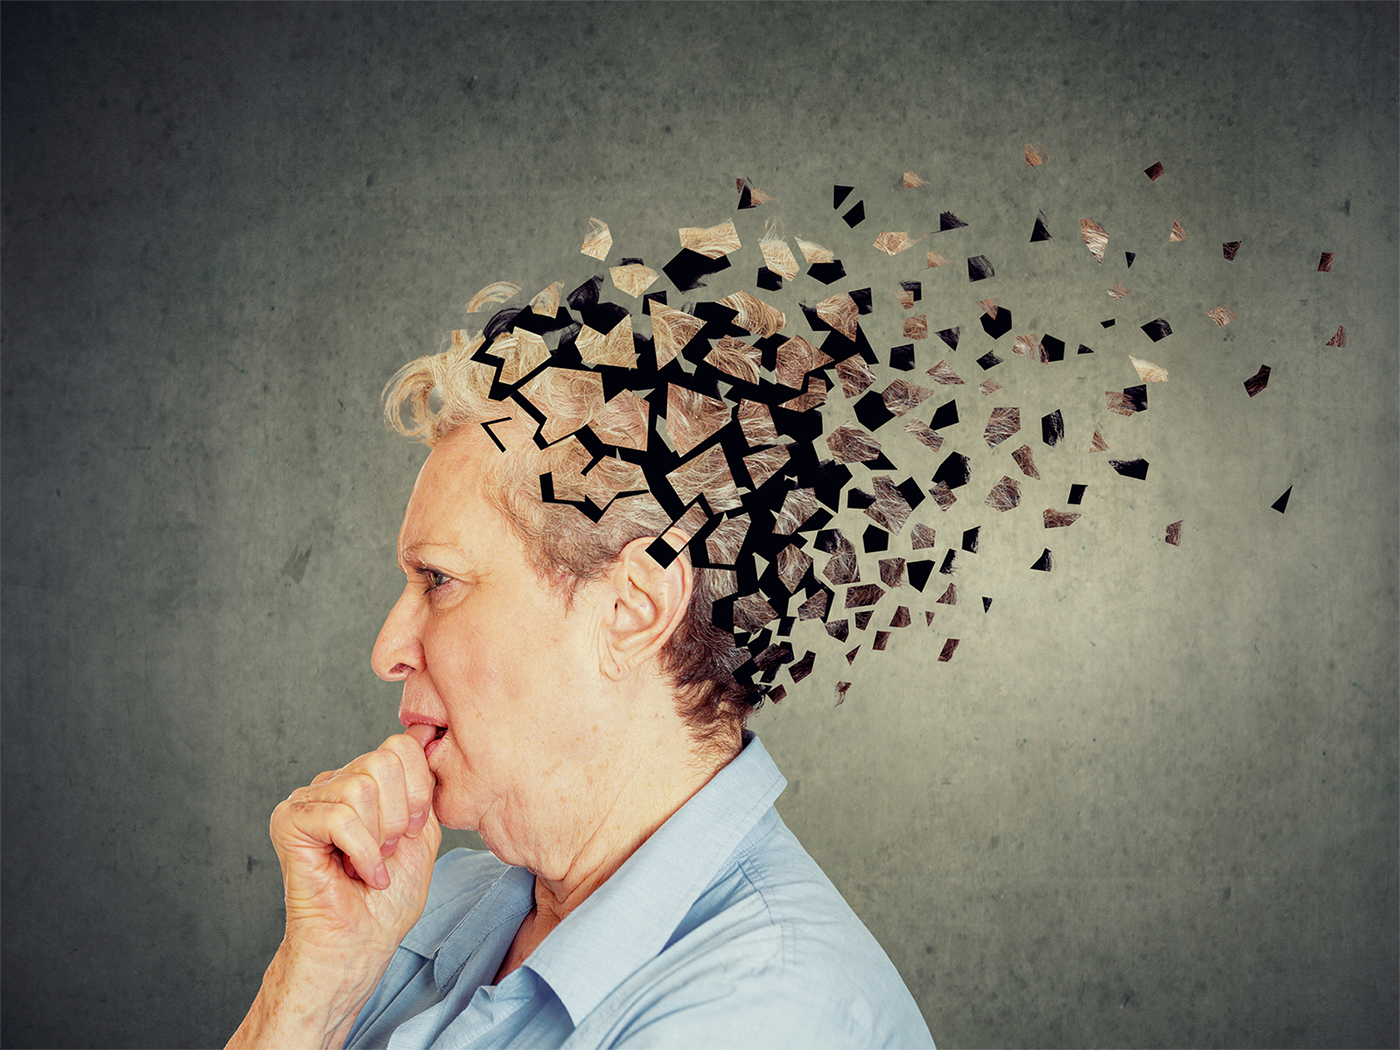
(2, 3), (1396, 1047)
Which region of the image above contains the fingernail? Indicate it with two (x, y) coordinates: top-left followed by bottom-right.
(380, 836), (400, 857)
(406, 810), (426, 837)
(374, 862), (390, 889)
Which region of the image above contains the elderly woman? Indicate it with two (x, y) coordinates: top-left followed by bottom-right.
(229, 291), (934, 1048)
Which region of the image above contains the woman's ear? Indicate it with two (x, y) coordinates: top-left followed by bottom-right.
(600, 531), (693, 680)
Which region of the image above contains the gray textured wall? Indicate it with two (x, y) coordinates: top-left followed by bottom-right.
(2, 3), (1396, 1048)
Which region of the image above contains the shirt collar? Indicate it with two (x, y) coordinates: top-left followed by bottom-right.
(522, 731), (787, 1025)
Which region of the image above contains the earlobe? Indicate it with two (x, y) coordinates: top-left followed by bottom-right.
(602, 532), (693, 680)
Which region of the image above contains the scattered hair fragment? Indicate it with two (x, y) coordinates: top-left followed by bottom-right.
(826, 422), (882, 464)
(680, 221), (742, 260)
(1011, 444), (1040, 478)
(1165, 520), (1182, 546)
(976, 351), (1002, 371)
(896, 282), (921, 309)
(902, 171), (930, 189)
(528, 281), (563, 317)
(927, 361), (964, 385)
(1141, 318), (1172, 342)
(881, 379), (934, 416)
(984, 407), (1021, 448)
(1130, 356), (1168, 383)
(816, 293), (860, 341)
(985, 475), (1021, 511)
(836, 355), (876, 398)
(979, 379), (1003, 396)
(1108, 283), (1131, 300)
(610, 264), (659, 299)
(1244, 365), (1271, 397)
(835, 681), (851, 705)
(879, 557), (907, 587)
(936, 583), (957, 605)
(1125, 252), (1136, 268)
(925, 611), (936, 626)
(1272, 486), (1291, 514)
(939, 211), (968, 231)
(1081, 219), (1109, 263)
(872, 631), (891, 651)
(903, 419), (944, 453)
(1208, 306), (1236, 327)
(1318, 252), (1335, 272)
(1169, 220), (1187, 242)
(1144, 161), (1165, 181)
(865, 477), (915, 534)
(1013, 334), (1047, 362)
(760, 222), (800, 280)
(1043, 509), (1081, 528)
(798, 589), (830, 621)
(796, 237), (835, 265)
(929, 481), (957, 511)
(1041, 409), (1065, 446)
(1030, 549), (1053, 572)
(1089, 429), (1109, 453)
(904, 315), (928, 340)
(925, 250), (953, 269)
(1068, 484), (1087, 504)
(1025, 142), (1047, 166)
(845, 583), (886, 608)
(874, 231), (923, 256)
(719, 291), (786, 338)
(1222, 240), (1242, 261)
(890, 606), (912, 628)
(937, 638), (959, 662)
(466, 281), (521, 313)
(736, 178), (775, 209)
(967, 255), (995, 281)
(1030, 211), (1052, 242)
(581, 217), (612, 260)
(1109, 458), (1150, 480)
(911, 523), (936, 550)
(842, 201), (866, 228)
(826, 619), (850, 642)
(1326, 326), (1347, 348)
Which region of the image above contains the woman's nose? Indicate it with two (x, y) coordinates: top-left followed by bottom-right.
(371, 586), (424, 681)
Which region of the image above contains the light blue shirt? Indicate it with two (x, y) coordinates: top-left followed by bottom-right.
(345, 734), (934, 1048)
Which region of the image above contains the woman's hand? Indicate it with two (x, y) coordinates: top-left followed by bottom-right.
(227, 728), (441, 1050)
(274, 726), (441, 958)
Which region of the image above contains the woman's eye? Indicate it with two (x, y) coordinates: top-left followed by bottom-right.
(420, 568), (450, 592)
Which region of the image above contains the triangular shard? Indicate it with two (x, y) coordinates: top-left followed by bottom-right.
(1318, 252), (1336, 272)
(891, 606), (912, 628)
(926, 611), (936, 625)
(1108, 283), (1131, 300)
(835, 681), (851, 706)
(735, 179), (774, 209)
(1165, 520), (1182, 546)
(846, 646), (861, 665)
(1272, 486), (1292, 514)
(815, 293), (860, 341)
(826, 619), (850, 642)
(1089, 429), (1108, 453)
(937, 327), (960, 350)
(1131, 355), (1168, 383)
(938, 638), (959, 662)
(1222, 240), (1242, 261)
(1025, 142), (1047, 166)
(610, 264), (659, 298)
(1031, 212), (1052, 242)
(961, 527), (980, 553)
(529, 281), (563, 317)
(939, 211), (968, 231)
(1169, 220), (1187, 242)
(982, 597), (992, 612)
(936, 583), (957, 605)
(1030, 549), (1053, 572)
(927, 360), (964, 385)
(649, 304), (704, 368)
(925, 250), (953, 268)
(1326, 326), (1347, 348)
(903, 171), (930, 189)
(1125, 252), (1136, 268)
(795, 237), (835, 265)
(1077, 343), (1095, 355)
(1081, 219), (1109, 263)
(978, 379), (1002, 396)
(833, 185), (854, 209)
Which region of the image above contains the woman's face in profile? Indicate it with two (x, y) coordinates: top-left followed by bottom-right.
(370, 427), (629, 868)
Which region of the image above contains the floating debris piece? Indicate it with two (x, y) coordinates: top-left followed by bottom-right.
(902, 171), (930, 189)
(985, 475), (1021, 511)
(1169, 220), (1187, 242)
(836, 355), (876, 398)
(904, 420), (944, 452)
(1244, 365), (1271, 397)
(760, 221), (799, 280)
(1030, 549), (1054, 572)
(1326, 326), (1347, 348)
(1041, 409), (1065, 445)
(1089, 429), (1109, 452)
(938, 638), (959, 662)
(816, 293), (860, 341)
(529, 281), (563, 317)
(984, 407), (1021, 448)
(796, 237), (835, 264)
(939, 211), (968, 231)
(979, 379), (1002, 397)
(1141, 318), (1172, 342)
(927, 360), (964, 385)
(1043, 509), (1081, 528)
(1109, 283), (1131, 300)
(1208, 305), (1236, 327)
(1272, 486), (1292, 513)
(842, 201), (866, 228)
(910, 523), (936, 550)
(680, 220), (741, 259)
(827, 422), (882, 464)
(874, 231), (923, 256)
(1013, 334), (1047, 362)
(904, 314), (928, 340)
(1318, 252), (1335, 272)
(1109, 458), (1150, 480)
(718, 291), (785, 338)
(925, 250), (953, 268)
(897, 281), (922, 308)
(581, 217), (612, 260)
(1223, 240), (1242, 261)
(1081, 218), (1109, 263)
(1025, 142), (1048, 166)
(1030, 210), (1052, 242)
(1144, 161), (1165, 181)
(1165, 520), (1182, 546)
(967, 255), (995, 281)
(736, 178), (775, 209)
(1130, 356), (1168, 383)
(610, 264), (659, 299)
(1011, 444), (1040, 478)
